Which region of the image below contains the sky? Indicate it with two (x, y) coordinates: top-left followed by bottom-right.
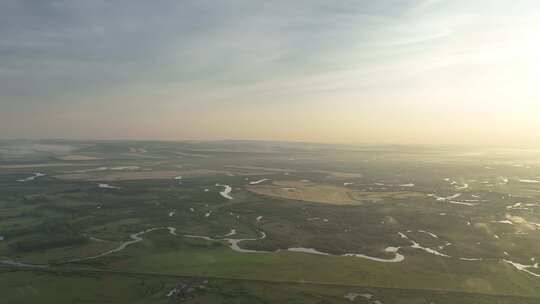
(1, 0), (540, 146)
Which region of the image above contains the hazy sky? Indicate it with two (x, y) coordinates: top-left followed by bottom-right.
(1, 0), (540, 146)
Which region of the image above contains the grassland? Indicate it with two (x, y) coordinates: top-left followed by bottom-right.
(247, 180), (424, 205)
(2, 140), (540, 303)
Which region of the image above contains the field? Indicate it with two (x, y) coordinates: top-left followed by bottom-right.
(247, 180), (423, 205)
(2, 140), (540, 303)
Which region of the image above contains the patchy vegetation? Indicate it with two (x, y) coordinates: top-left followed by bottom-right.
(2, 140), (540, 303)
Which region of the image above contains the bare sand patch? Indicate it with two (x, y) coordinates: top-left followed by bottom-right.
(128, 147), (147, 153)
(55, 169), (226, 181)
(351, 191), (424, 202)
(314, 170), (363, 178)
(247, 180), (423, 205)
(58, 155), (103, 161)
(247, 181), (358, 205)
(225, 165), (294, 173)
(224, 166), (363, 179)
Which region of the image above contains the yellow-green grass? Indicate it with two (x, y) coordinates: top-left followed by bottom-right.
(247, 180), (423, 205)
(111, 237), (540, 298)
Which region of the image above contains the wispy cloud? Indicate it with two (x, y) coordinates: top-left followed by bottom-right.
(1, 0), (540, 145)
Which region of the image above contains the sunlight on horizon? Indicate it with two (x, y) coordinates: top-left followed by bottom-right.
(1, 0), (540, 147)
